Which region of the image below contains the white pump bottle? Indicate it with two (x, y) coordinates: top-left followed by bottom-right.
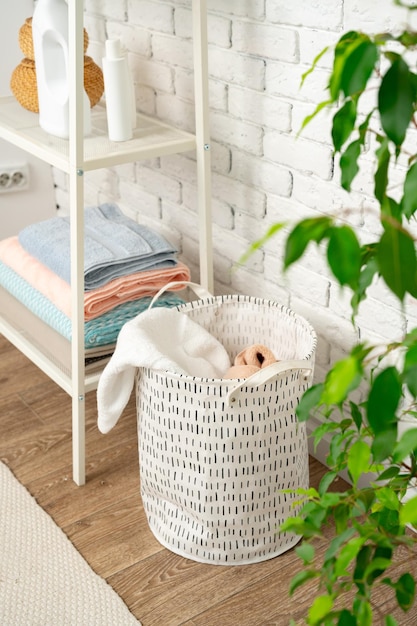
(31, 0), (91, 139)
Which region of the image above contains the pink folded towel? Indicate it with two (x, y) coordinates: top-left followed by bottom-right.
(0, 236), (190, 321)
(223, 344), (277, 379)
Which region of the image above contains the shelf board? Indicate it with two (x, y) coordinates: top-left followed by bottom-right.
(0, 97), (197, 172)
(0, 286), (107, 395)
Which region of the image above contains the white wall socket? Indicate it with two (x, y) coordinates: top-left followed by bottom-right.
(0, 163), (30, 193)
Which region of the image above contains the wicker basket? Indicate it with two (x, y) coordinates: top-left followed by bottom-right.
(10, 17), (103, 113)
(10, 59), (38, 113)
(136, 288), (317, 565)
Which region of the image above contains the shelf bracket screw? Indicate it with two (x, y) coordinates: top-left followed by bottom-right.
(77, 169), (84, 177)
(204, 143), (210, 151)
(78, 395), (85, 402)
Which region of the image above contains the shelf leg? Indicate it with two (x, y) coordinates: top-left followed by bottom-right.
(68, 1), (87, 486)
(193, 0), (213, 293)
(72, 393), (86, 485)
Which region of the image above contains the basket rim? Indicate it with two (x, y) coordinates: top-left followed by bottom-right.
(137, 293), (318, 385)
(176, 293), (317, 337)
(137, 358), (315, 385)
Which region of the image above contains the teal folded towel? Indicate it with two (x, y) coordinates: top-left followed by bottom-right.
(18, 203), (177, 290)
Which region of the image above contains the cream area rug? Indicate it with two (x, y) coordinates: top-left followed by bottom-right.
(0, 462), (141, 625)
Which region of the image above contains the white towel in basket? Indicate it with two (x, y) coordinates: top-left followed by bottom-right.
(97, 307), (231, 433)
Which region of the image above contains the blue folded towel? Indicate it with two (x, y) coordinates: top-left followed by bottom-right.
(0, 260), (185, 347)
(18, 203), (178, 290)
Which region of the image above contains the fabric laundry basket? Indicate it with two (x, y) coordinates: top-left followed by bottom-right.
(135, 285), (317, 565)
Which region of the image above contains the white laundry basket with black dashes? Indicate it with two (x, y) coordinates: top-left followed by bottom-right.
(135, 285), (317, 565)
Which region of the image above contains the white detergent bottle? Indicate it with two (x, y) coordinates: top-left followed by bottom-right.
(102, 39), (134, 142)
(31, 0), (91, 139)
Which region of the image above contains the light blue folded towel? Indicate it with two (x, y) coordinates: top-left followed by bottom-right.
(18, 203), (178, 290)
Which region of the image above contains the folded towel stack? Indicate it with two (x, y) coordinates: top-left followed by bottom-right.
(0, 203), (191, 356)
(0, 236), (190, 321)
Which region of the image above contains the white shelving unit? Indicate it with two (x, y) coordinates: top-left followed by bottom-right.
(0, 0), (213, 485)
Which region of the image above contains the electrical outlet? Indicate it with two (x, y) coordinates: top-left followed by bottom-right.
(0, 163), (29, 193)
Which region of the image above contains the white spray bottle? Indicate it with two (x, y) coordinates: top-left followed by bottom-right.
(31, 0), (91, 139)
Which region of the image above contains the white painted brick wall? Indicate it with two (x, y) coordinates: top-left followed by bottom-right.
(232, 21), (299, 64)
(76, 0), (411, 400)
(266, 0), (343, 31)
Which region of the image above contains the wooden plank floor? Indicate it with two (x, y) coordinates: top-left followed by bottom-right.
(1, 334), (417, 625)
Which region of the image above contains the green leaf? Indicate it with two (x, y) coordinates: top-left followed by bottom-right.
(393, 428), (417, 463)
(399, 495), (417, 526)
(334, 536), (365, 577)
(284, 217), (333, 268)
(395, 572), (416, 611)
(319, 471), (338, 495)
(334, 502), (351, 533)
(385, 616), (399, 626)
(372, 507), (401, 535)
(404, 327), (417, 347)
(289, 569), (319, 595)
(322, 355), (362, 406)
(295, 542), (315, 565)
(296, 383), (324, 422)
(374, 138), (391, 204)
(397, 29), (417, 45)
(376, 466), (400, 481)
(305, 504), (328, 531)
(382, 195), (402, 221)
(340, 139), (361, 191)
(340, 38), (378, 97)
(377, 224), (417, 301)
(353, 598), (373, 626)
(238, 222), (285, 267)
(299, 99), (333, 136)
(325, 527), (356, 563)
(347, 440), (371, 485)
(402, 161), (417, 219)
(404, 365), (417, 397)
(301, 46), (330, 87)
(378, 56), (415, 147)
(332, 99), (357, 152)
(367, 367), (401, 434)
(376, 487), (400, 511)
(327, 431), (350, 469)
(358, 109), (375, 144)
(404, 344), (417, 396)
(354, 545), (373, 587)
(338, 610), (357, 626)
(363, 557), (392, 582)
(357, 487), (377, 512)
(320, 492), (343, 509)
(327, 225), (361, 288)
(350, 401), (363, 430)
(351, 256), (379, 316)
(308, 594), (334, 625)
(371, 426), (398, 463)
(279, 515), (306, 534)
(329, 31), (363, 100)
(313, 422), (341, 451)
